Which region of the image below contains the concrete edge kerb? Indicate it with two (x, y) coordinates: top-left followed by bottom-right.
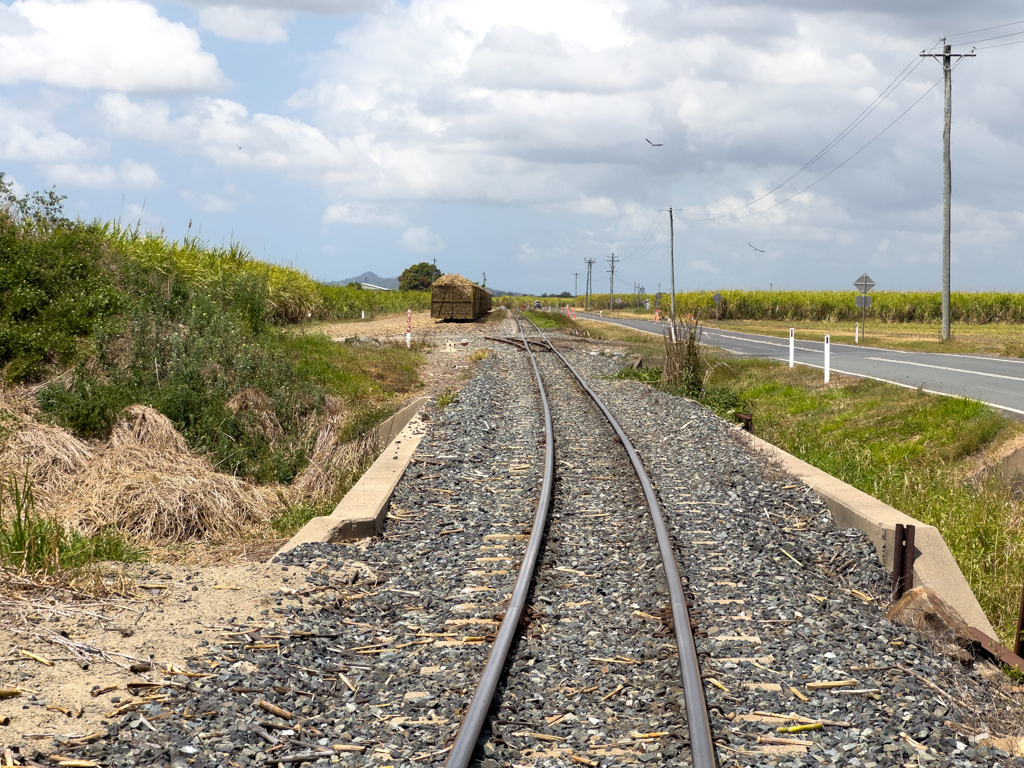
(274, 396), (429, 557)
(742, 431), (995, 637)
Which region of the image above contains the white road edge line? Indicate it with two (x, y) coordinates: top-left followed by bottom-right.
(865, 357), (1024, 383)
(773, 358), (1024, 416)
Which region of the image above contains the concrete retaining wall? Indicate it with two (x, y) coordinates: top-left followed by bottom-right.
(745, 432), (995, 637)
(275, 396), (428, 556)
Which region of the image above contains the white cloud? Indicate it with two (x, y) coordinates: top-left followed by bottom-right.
(41, 159), (162, 189)
(198, 5), (292, 43)
(187, 0), (382, 14)
(180, 184), (250, 212)
(323, 202), (406, 227)
(0, 0), (223, 92)
(118, 159), (162, 188)
(400, 226), (444, 254)
(688, 259), (717, 273)
(564, 196), (619, 217)
(0, 100), (91, 162)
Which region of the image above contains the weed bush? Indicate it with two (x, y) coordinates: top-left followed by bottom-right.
(3, 180), (424, 489)
(0, 474), (141, 574)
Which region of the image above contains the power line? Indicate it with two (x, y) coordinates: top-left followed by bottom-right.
(620, 210), (665, 260)
(691, 42), (942, 222)
(974, 37), (1024, 50)
(946, 19), (1024, 38)
(949, 29), (1024, 47)
(719, 65), (956, 223)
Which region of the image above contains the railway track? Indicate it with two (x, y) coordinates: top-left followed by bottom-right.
(445, 315), (716, 768)
(30, 314), (1017, 768)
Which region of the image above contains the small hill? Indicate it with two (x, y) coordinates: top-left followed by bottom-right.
(328, 271), (400, 290)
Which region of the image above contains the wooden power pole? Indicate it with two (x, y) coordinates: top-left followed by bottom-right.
(608, 253), (618, 310)
(584, 258), (595, 310)
(669, 206), (676, 318)
(921, 39), (975, 341)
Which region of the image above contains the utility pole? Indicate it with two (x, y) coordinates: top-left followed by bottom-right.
(921, 39), (975, 342)
(482, 272), (486, 288)
(584, 258), (595, 310)
(669, 206), (676, 318)
(573, 272), (579, 299)
(608, 253), (618, 311)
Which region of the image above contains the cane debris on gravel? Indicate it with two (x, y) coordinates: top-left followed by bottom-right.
(3, 316), (1022, 767)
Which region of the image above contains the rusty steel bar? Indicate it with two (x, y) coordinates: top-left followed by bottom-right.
(1015, 582), (1024, 658)
(523, 317), (717, 768)
(444, 318), (555, 768)
(892, 524), (916, 600)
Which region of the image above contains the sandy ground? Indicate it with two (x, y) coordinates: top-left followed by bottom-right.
(0, 310), (509, 747)
(311, 309), (508, 399)
(0, 562), (315, 745)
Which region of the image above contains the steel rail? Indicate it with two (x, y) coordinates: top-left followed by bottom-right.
(521, 316), (718, 768)
(444, 317), (555, 768)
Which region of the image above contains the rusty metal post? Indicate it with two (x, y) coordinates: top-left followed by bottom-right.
(1015, 582), (1024, 658)
(892, 524), (916, 599)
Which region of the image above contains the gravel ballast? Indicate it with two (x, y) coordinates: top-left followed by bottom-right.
(23, 317), (1022, 768)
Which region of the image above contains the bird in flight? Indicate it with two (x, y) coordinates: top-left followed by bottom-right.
(646, 138), (663, 146)
(237, 145), (243, 150)
(748, 242), (765, 252)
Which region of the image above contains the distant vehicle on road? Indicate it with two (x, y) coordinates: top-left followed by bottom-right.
(533, 300), (542, 309)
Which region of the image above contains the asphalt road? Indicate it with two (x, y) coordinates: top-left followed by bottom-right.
(574, 311), (1024, 418)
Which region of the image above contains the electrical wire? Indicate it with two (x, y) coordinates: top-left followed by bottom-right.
(945, 19), (1024, 38)
(622, 227), (669, 262)
(720, 58), (967, 223)
(620, 209), (665, 260)
(696, 42), (942, 221)
(974, 37), (1024, 50)
(684, 47), (962, 224)
(948, 28), (1024, 47)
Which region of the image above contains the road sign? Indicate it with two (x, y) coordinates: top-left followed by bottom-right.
(855, 295), (872, 309)
(712, 292), (722, 304)
(854, 273), (875, 293)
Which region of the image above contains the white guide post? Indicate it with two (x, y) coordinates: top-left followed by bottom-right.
(824, 334), (831, 383)
(362, 310), (365, 319)
(855, 322), (859, 344)
(789, 328), (795, 368)
(406, 308), (412, 349)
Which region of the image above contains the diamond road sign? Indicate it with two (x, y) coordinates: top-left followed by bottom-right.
(713, 292), (722, 304)
(856, 295), (872, 309)
(854, 273), (875, 293)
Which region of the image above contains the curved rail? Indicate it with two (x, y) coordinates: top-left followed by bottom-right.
(524, 316), (717, 767)
(445, 315), (716, 768)
(444, 318), (555, 768)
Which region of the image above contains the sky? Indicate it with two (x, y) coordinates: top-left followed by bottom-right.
(3, 1), (1024, 295)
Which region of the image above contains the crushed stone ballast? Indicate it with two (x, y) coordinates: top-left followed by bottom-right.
(27, 315), (1020, 768)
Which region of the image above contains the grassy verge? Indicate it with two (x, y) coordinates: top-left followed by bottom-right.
(0, 178), (429, 557)
(619, 350), (1024, 643)
(0, 474), (143, 576)
(707, 319), (1024, 357)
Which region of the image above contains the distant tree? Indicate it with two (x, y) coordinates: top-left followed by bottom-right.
(557, 291), (571, 298)
(399, 262), (443, 292)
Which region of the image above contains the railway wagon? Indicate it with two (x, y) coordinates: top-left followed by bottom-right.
(430, 273), (492, 321)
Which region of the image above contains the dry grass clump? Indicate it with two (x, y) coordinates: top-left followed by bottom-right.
(57, 444), (278, 544)
(227, 388), (283, 443)
(290, 415), (378, 500)
(0, 408), (92, 505)
(108, 404), (188, 454)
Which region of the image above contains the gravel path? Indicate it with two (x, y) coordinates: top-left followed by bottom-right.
(29, 318), (1022, 768)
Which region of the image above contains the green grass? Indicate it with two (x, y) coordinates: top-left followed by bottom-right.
(2, 179), (425, 490)
(0, 474), (143, 575)
(689, 354), (1023, 644)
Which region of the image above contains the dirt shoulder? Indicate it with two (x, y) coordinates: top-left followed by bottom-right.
(0, 312), (510, 748)
(0, 561), (314, 747)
